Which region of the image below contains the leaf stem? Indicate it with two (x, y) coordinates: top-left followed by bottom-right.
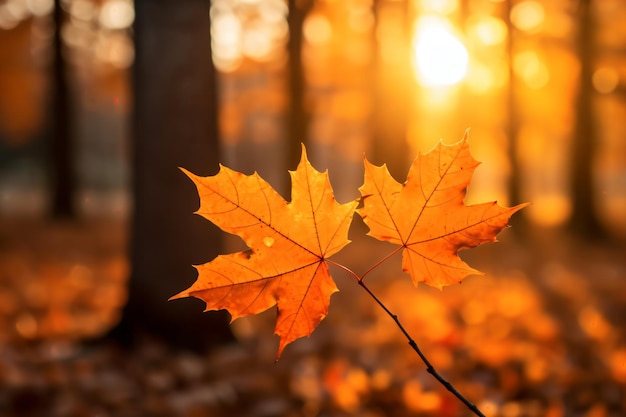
(327, 259), (486, 417)
(326, 259), (361, 282)
(359, 246), (403, 282)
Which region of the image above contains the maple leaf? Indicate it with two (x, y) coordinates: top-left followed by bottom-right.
(358, 132), (527, 289)
(170, 145), (357, 358)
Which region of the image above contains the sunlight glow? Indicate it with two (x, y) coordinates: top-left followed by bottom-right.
(412, 17), (469, 87)
(419, 0), (459, 15)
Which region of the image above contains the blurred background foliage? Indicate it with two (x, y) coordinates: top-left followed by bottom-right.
(1, 0), (625, 235)
(1, 1), (626, 415)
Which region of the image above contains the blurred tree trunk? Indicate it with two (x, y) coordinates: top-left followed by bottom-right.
(286, 0), (314, 178)
(505, 0), (521, 205)
(569, 0), (605, 238)
(371, 0), (411, 181)
(110, 0), (233, 350)
(50, 0), (76, 218)
(504, 0), (527, 233)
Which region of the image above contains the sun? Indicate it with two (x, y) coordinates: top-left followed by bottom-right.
(412, 17), (469, 87)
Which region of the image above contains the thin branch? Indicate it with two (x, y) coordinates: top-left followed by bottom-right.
(327, 259), (486, 417)
(357, 279), (485, 416)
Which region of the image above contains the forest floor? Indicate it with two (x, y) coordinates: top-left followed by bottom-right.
(1, 218), (625, 417)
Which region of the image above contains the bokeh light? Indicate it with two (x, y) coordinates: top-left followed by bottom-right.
(211, 11), (243, 72)
(470, 16), (508, 46)
(210, 0), (288, 72)
(69, 0), (97, 22)
(514, 50), (550, 89)
(466, 61), (507, 93)
(510, 0), (545, 33)
(593, 67), (620, 94)
(27, 0), (53, 16)
(303, 13), (333, 47)
(347, 3), (374, 34)
(98, 0), (134, 30)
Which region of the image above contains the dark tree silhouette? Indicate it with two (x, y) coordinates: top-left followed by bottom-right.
(109, 0), (233, 350)
(286, 0), (314, 177)
(50, 0), (76, 218)
(569, 0), (605, 238)
(371, 0), (411, 181)
(503, 0), (527, 234)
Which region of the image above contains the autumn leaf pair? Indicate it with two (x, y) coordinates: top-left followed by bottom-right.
(170, 133), (527, 359)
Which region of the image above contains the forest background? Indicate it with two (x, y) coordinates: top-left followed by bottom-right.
(0, 0), (625, 416)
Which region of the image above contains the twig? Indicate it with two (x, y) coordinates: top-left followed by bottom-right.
(327, 259), (486, 417)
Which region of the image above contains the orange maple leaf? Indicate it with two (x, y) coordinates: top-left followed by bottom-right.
(358, 132), (528, 289)
(170, 146), (357, 358)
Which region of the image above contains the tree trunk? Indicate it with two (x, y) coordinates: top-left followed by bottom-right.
(569, 0), (605, 238)
(110, 0), (233, 350)
(50, 0), (76, 219)
(504, 0), (527, 234)
(371, 0), (411, 181)
(286, 0), (314, 180)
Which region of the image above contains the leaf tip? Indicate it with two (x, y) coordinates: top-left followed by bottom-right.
(178, 166), (193, 179)
(462, 127), (471, 141)
(507, 202), (531, 222)
(275, 337), (289, 361)
(168, 290), (188, 302)
(299, 142), (309, 163)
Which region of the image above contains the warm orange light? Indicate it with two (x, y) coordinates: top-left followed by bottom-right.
(99, 0), (134, 30)
(303, 13), (333, 47)
(471, 16), (507, 45)
(419, 0), (459, 15)
(526, 194), (571, 226)
(593, 67), (620, 94)
(510, 1), (545, 33)
(412, 17), (469, 87)
(242, 27), (273, 60)
(210, 0), (288, 72)
(513, 50), (549, 89)
(211, 12), (243, 72)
